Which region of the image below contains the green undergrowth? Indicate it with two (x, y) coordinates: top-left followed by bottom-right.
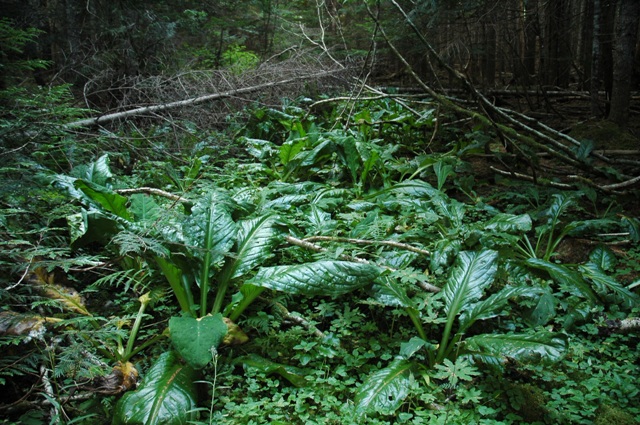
(1, 70), (639, 424)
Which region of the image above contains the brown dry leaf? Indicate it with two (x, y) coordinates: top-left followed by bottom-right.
(28, 266), (91, 316)
(88, 361), (139, 394)
(222, 317), (249, 346)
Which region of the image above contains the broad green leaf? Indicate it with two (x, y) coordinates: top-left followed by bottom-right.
(541, 193), (573, 224)
(588, 245), (617, 272)
(250, 261), (381, 296)
(75, 180), (131, 220)
(184, 191), (237, 313)
(463, 332), (568, 364)
(354, 358), (413, 415)
(382, 179), (440, 199)
(155, 257), (192, 315)
(523, 288), (557, 326)
(227, 283), (266, 321)
(279, 139), (306, 165)
(433, 160), (454, 191)
(430, 238), (461, 272)
(579, 262), (638, 309)
(526, 258), (598, 304)
(184, 191), (237, 264)
(400, 337), (429, 359)
(340, 136), (361, 184)
(484, 213), (532, 233)
(112, 351), (197, 425)
(443, 250), (498, 318)
(459, 286), (539, 331)
(71, 154), (112, 186)
(169, 314), (227, 369)
(622, 216), (640, 242)
(68, 209), (122, 248)
(229, 214), (280, 280)
(370, 276), (414, 309)
(235, 354), (309, 387)
(432, 196), (465, 228)
(300, 139), (334, 167)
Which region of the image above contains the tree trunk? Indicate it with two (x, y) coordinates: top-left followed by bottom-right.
(608, 0), (640, 127)
(590, 0), (603, 114)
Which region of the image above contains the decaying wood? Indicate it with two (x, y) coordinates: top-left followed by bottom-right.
(599, 317), (640, 335)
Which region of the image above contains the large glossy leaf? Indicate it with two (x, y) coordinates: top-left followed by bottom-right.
(526, 258), (598, 304)
(579, 262), (638, 309)
(588, 245), (617, 272)
(183, 191), (237, 265)
(370, 276), (414, 308)
(463, 332), (568, 365)
(83, 154), (113, 186)
(228, 214), (280, 280)
(484, 213), (532, 233)
(354, 358), (413, 416)
(459, 286), (539, 331)
(155, 256), (193, 315)
(112, 351), (197, 425)
(75, 180), (132, 220)
(169, 314), (227, 369)
(249, 261), (381, 296)
(382, 179), (440, 199)
(68, 209), (122, 248)
(443, 250), (498, 318)
(184, 191), (237, 313)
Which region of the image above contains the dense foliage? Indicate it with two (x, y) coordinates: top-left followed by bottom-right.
(1, 13), (639, 425)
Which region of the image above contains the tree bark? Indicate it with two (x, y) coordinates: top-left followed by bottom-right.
(608, 0), (640, 127)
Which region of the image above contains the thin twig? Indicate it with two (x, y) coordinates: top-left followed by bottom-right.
(272, 301), (326, 339)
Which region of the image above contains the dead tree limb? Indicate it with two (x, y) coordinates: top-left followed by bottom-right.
(303, 236), (430, 256)
(380, 1), (632, 187)
(66, 69), (347, 128)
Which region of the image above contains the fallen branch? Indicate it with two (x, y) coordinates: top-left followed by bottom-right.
(303, 235), (430, 256)
(272, 301), (325, 339)
(599, 317), (640, 335)
(115, 187), (189, 203)
(66, 69), (346, 128)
